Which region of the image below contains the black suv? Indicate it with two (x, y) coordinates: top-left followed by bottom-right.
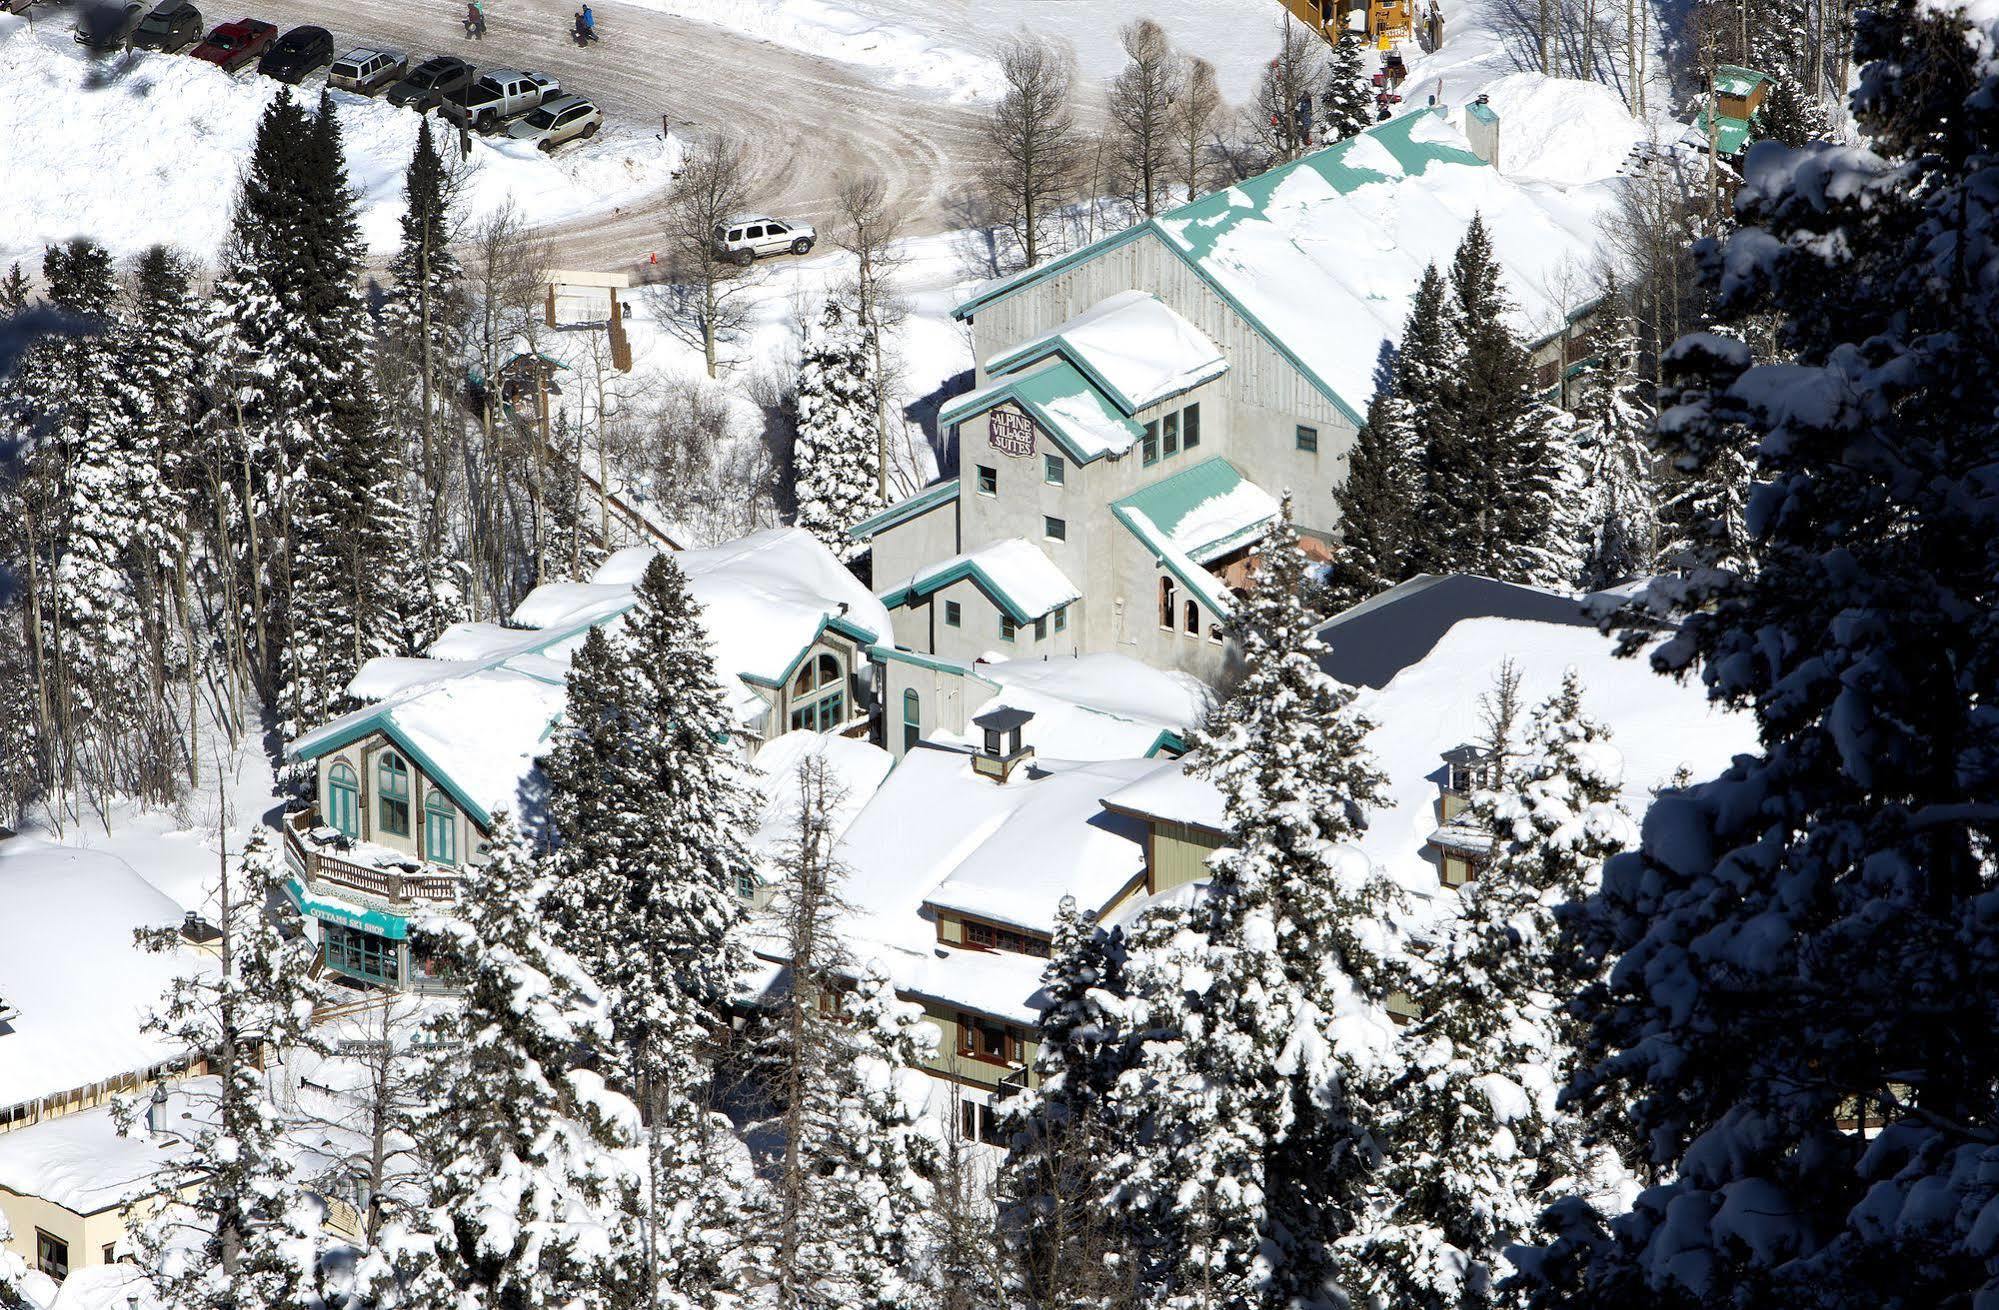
(131, 0), (202, 52)
(385, 55), (475, 111)
(258, 24), (333, 82)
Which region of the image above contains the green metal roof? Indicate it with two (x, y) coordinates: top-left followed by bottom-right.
(1110, 458), (1277, 617)
(877, 541), (1081, 625)
(1714, 64), (1770, 97)
(937, 359), (1144, 465)
(847, 478), (960, 541)
(1693, 106), (1753, 157)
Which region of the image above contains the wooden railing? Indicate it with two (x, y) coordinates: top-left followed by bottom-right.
(283, 811), (460, 906)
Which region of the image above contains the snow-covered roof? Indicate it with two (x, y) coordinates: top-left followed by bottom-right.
(1110, 458), (1279, 614)
(1099, 758), (1228, 834)
(291, 528), (889, 822)
(933, 653), (1211, 761)
(748, 730), (894, 863)
(959, 110), (1614, 421)
(936, 360), (1145, 463)
(983, 290), (1229, 414)
(1316, 573), (1601, 689)
(0, 1085), (194, 1214)
(0, 842), (215, 1111)
(876, 538), (1082, 624)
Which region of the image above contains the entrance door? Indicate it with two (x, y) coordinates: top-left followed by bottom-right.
(327, 761), (359, 838)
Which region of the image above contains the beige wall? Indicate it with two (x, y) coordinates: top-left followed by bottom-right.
(1, 1188), (131, 1281)
(315, 738), (477, 866)
(1150, 820), (1227, 896)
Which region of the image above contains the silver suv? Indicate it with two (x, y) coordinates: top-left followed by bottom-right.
(328, 47), (407, 95)
(504, 94), (603, 151)
(714, 215), (815, 265)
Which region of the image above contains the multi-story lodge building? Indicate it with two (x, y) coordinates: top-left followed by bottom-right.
(856, 105), (1615, 737)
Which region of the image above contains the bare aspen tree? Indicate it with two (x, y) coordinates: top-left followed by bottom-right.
(1629, 0), (1644, 114)
(1173, 56), (1222, 202)
(654, 133), (760, 379)
(307, 994), (429, 1243)
(832, 171), (909, 499)
(1540, 0), (1554, 72)
(466, 200), (549, 616)
(1248, 16), (1323, 166)
(982, 33), (1082, 268)
(1107, 19), (1180, 217)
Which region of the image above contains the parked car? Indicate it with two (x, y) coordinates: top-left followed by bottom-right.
(327, 46), (406, 95)
(386, 55), (475, 111)
(440, 68), (559, 131)
(503, 93), (602, 151)
(74, 1), (148, 51)
(190, 18), (276, 72)
(713, 215), (815, 265)
(258, 24), (333, 82)
(130, 0), (202, 52)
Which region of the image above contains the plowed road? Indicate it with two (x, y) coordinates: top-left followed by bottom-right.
(253, 0), (989, 271)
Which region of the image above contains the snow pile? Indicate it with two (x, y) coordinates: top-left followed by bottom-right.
(0, 841), (215, 1109)
(986, 291), (1229, 412)
(1171, 481), (1282, 562)
(749, 730), (894, 854)
(1466, 72), (1649, 187)
(0, 19), (681, 268)
(931, 653), (1212, 761)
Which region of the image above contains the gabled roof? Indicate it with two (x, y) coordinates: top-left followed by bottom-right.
(983, 290), (1228, 415)
(1313, 573), (1599, 690)
(876, 538), (1082, 624)
(937, 359), (1145, 465)
(846, 477), (959, 542)
(1110, 458), (1279, 614)
(956, 110), (1614, 422)
(1714, 64), (1770, 96)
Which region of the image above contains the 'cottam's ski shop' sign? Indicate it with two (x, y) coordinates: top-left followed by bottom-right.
(988, 405), (1036, 458)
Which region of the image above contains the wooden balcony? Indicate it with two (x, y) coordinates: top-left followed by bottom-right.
(283, 810), (460, 907)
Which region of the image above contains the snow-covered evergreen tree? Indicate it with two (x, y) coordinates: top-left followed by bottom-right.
(1650, 331), (1755, 597)
(1107, 504), (1404, 1306)
(1321, 32), (1375, 144)
(0, 1210), (24, 1310)
(383, 813), (637, 1310)
(1569, 286), (1658, 589)
(1358, 670), (1635, 1308)
(380, 115), (465, 500)
(1749, 70), (1831, 148)
(1324, 353), (1422, 611)
(116, 828), (330, 1310)
(1516, 6), (1999, 1304)
(791, 299), (883, 557)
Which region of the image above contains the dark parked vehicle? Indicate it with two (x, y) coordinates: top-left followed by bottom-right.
(327, 46), (407, 95)
(131, 0), (203, 52)
(189, 17), (277, 72)
(75, 1), (148, 51)
(258, 24), (333, 82)
(385, 55), (475, 110)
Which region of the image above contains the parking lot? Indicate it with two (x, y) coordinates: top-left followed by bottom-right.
(78, 0), (987, 270)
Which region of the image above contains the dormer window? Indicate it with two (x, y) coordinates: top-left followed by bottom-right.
(377, 752), (411, 837)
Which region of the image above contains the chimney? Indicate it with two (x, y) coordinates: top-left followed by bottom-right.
(145, 1082), (170, 1137)
(970, 706), (1035, 784)
(1465, 94), (1500, 169)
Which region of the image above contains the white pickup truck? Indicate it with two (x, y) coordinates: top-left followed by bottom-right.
(440, 69), (561, 131)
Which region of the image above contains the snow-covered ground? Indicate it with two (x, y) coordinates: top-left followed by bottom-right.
(0, 17), (681, 270)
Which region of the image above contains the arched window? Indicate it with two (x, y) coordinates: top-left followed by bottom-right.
(1158, 576), (1176, 630)
(377, 752), (411, 837)
(1184, 598), (1200, 634)
(789, 653), (847, 733)
(327, 761), (359, 838)
(424, 791), (457, 866)
(902, 688), (921, 753)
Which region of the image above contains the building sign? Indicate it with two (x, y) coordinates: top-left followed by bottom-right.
(988, 405), (1037, 458)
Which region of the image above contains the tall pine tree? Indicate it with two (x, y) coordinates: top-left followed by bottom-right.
(1517, 3), (1999, 1303)
(1569, 282), (1659, 589)
(791, 299), (884, 557)
(1321, 32), (1376, 143)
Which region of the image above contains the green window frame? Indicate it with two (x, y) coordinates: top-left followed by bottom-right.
(1000, 615), (1017, 642)
(423, 791), (457, 866)
(1163, 411), (1180, 457)
(1053, 604), (1068, 633)
(1043, 453), (1064, 485)
(323, 922), (400, 986)
(735, 872), (757, 900)
(788, 652), (847, 733)
(1183, 402), (1201, 449)
(1044, 515), (1066, 541)
(327, 761), (359, 838)
(945, 600), (962, 627)
(903, 688), (920, 753)
(1141, 421), (1159, 465)
(1296, 424), (1319, 453)
(1034, 615), (1047, 640)
(976, 464), (998, 496)
(377, 752), (411, 837)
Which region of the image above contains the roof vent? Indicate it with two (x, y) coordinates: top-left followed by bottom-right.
(971, 706), (1035, 784)
(1465, 94), (1500, 169)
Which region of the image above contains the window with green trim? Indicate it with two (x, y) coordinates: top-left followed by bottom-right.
(377, 752), (411, 837)
(788, 653), (847, 732)
(1044, 515), (1066, 542)
(1296, 424), (1319, 453)
(424, 791), (457, 866)
(903, 688), (921, 753)
(1141, 421), (1159, 465)
(1053, 605), (1068, 633)
(1034, 615), (1048, 640)
(977, 465), (997, 496)
(1000, 615), (1017, 642)
(945, 600), (961, 627)
(735, 872), (757, 900)
(1184, 402), (1201, 449)
(327, 761), (359, 838)
(1163, 411), (1179, 457)
(1044, 453), (1064, 485)
(323, 922), (400, 986)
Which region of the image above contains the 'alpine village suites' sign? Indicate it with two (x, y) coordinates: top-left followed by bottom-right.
(988, 405), (1036, 458)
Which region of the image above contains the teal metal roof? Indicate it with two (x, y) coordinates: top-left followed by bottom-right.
(1692, 106), (1753, 157)
(877, 539), (1081, 624)
(1110, 458), (1278, 616)
(1714, 64), (1770, 97)
(847, 478), (959, 541)
(937, 359), (1145, 465)
(1466, 100), (1498, 125)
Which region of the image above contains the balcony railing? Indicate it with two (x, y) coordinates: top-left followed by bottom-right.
(284, 810), (460, 907)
